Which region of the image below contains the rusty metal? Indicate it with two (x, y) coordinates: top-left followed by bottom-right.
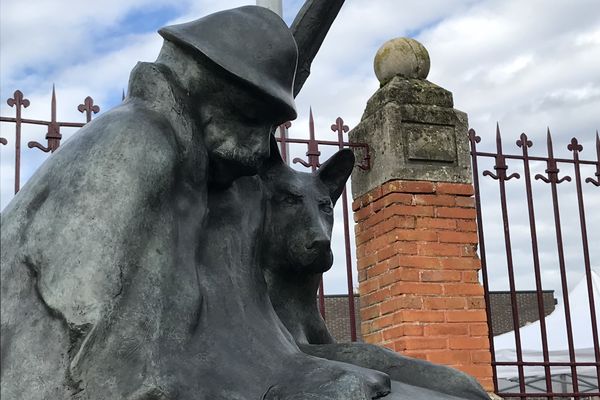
(1, 88), (100, 192)
(535, 129), (579, 393)
(6, 90), (30, 193)
(469, 128), (499, 393)
(516, 132), (553, 394)
(483, 124), (525, 394)
(568, 136), (600, 386)
(331, 116), (357, 342)
(471, 126), (600, 399)
(78, 96), (100, 123)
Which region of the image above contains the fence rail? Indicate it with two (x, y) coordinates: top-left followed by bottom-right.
(470, 126), (600, 399)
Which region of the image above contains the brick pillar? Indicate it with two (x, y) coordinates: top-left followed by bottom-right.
(350, 38), (493, 391)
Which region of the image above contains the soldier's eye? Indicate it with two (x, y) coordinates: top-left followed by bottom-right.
(282, 194), (301, 205)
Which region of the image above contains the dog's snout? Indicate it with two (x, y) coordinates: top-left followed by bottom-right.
(306, 238), (330, 251)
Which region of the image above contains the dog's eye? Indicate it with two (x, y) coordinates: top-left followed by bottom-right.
(320, 203), (333, 214)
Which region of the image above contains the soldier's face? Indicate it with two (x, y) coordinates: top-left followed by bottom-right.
(200, 85), (284, 187)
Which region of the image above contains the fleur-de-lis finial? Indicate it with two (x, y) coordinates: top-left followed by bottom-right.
(77, 96), (100, 123)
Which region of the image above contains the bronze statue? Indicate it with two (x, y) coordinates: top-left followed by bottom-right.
(1, 3), (488, 399)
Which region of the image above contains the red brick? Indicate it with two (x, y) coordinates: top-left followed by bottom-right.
(360, 304), (380, 320)
(363, 331), (383, 344)
(403, 324), (424, 336)
(376, 246), (397, 263)
(471, 350), (492, 364)
(361, 321), (372, 335)
(389, 204), (435, 217)
(366, 261), (391, 279)
(375, 193), (413, 210)
(444, 283), (484, 296)
(355, 229), (374, 246)
(403, 351), (428, 360)
(380, 296), (423, 314)
(461, 245), (478, 257)
(423, 297), (467, 310)
(436, 183), (474, 196)
(414, 194), (456, 206)
(462, 271), (480, 283)
(391, 282), (443, 296)
(399, 256), (441, 269)
(449, 336), (490, 350)
(359, 277), (380, 295)
(469, 323), (490, 336)
(421, 270), (462, 282)
(371, 314), (394, 331)
(391, 228), (438, 242)
(357, 254), (377, 270)
(455, 196), (476, 208)
(379, 268), (420, 288)
(426, 350), (471, 365)
(438, 231), (479, 244)
(401, 310), (445, 322)
(358, 269), (367, 282)
(382, 325), (404, 341)
(424, 323), (469, 336)
(440, 257), (481, 270)
(364, 287), (391, 305)
(352, 198), (362, 212)
(353, 205), (373, 222)
(456, 220), (478, 232)
(445, 310), (488, 322)
(467, 297), (486, 309)
(403, 337), (448, 350)
(416, 217), (457, 230)
(418, 243), (462, 257)
(384, 181), (435, 195)
(456, 364), (493, 379)
(436, 207), (477, 219)
(393, 241), (418, 255)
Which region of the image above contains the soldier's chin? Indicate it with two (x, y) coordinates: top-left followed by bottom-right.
(209, 156), (258, 188)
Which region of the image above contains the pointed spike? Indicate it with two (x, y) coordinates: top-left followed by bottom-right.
(546, 128), (554, 157)
(308, 107), (315, 140)
(122, 89), (126, 101)
(51, 84), (57, 121)
(495, 122), (503, 151)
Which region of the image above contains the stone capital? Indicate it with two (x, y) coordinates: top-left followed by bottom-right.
(350, 76), (472, 199)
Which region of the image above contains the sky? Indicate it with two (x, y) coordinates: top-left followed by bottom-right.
(1, 0), (599, 310)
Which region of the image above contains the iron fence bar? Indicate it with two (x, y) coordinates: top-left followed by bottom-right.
(484, 124), (526, 393)
(516, 132), (553, 396)
(6, 90), (30, 193)
(494, 361), (600, 366)
(469, 128), (500, 393)
(331, 116), (357, 342)
(534, 129), (579, 393)
(568, 137), (600, 388)
(473, 151), (598, 166)
(497, 392), (600, 398)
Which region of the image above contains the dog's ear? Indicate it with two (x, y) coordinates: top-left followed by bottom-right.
(317, 149), (355, 205)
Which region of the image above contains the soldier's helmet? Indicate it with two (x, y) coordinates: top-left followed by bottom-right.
(159, 6), (298, 121)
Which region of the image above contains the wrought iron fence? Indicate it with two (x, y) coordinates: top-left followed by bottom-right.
(470, 126), (600, 399)
(0, 88), (369, 342)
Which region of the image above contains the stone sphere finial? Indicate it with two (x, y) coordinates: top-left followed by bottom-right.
(374, 37), (430, 84)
